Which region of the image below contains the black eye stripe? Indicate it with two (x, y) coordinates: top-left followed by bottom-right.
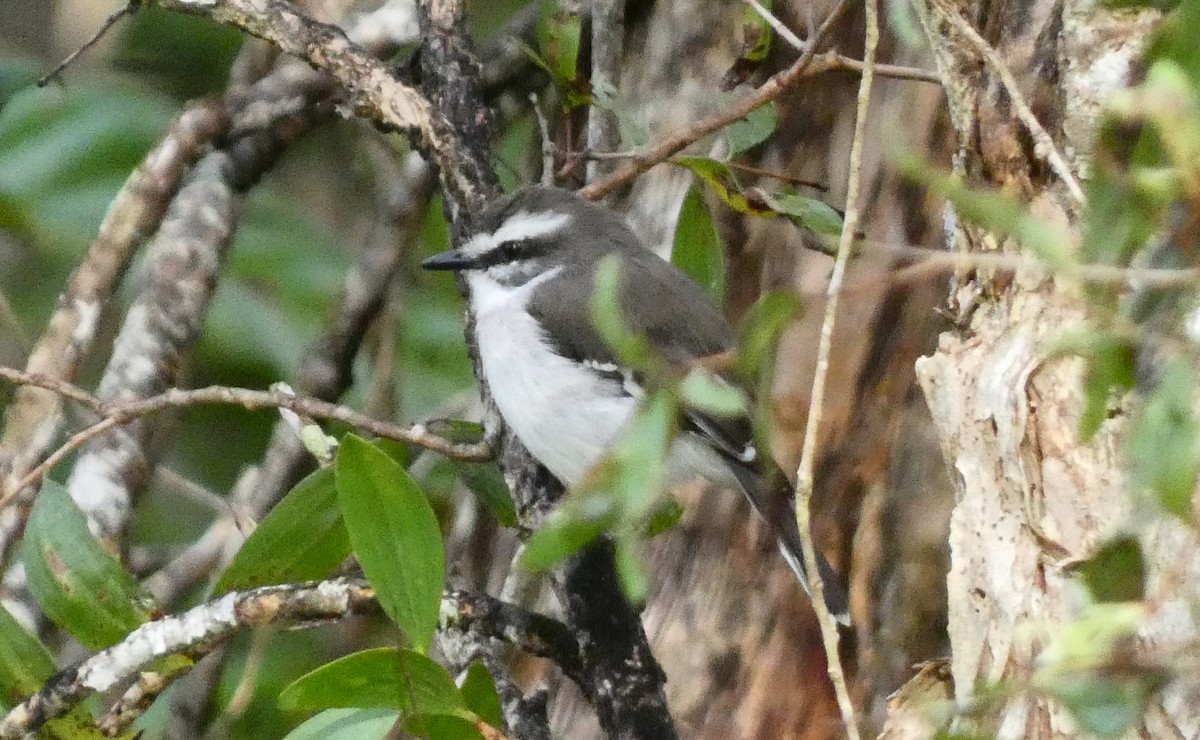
(476, 238), (553, 268)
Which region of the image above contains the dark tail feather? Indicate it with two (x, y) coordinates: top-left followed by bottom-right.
(732, 467), (851, 626)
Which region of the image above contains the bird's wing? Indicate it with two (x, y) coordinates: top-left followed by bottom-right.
(529, 250), (851, 623)
(527, 250), (757, 464)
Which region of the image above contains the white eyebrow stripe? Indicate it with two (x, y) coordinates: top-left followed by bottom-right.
(460, 210), (572, 258)
(493, 210), (571, 245)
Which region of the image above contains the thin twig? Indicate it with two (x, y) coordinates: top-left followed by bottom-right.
(530, 93), (555, 187)
(37, 2), (137, 86)
(743, 0), (807, 52)
(792, 0), (879, 735)
(744, 0), (940, 84)
(817, 50), (942, 84)
(928, 0), (1086, 204)
(577, 0), (854, 201)
(581, 149), (829, 191)
(0, 368), (493, 509)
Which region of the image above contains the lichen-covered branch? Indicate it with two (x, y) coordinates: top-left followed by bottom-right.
(0, 578), (577, 738)
(152, 0), (481, 204)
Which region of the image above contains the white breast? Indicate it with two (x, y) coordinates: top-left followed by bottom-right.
(468, 270), (637, 487)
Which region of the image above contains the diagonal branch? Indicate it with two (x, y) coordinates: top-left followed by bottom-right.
(151, 0), (484, 205)
(0, 578), (580, 738)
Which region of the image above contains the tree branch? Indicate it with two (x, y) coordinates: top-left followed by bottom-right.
(0, 578), (578, 738)
(793, 0), (881, 735)
(0, 367), (493, 511)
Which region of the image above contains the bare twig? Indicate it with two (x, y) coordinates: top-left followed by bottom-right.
(0, 578), (578, 738)
(928, 0), (1086, 204)
(743, 0), (940, 84)
(530, 93), (555, 187)
(97, 663), (194, 737)
(149, 0), (485, 206)
(792, 0), (880, 736)
(581, 149), (828, 191)
(816, 50), (942, 84)
(743, 0), (807, 52)
(37, 2), (138, 87)
(145, 159), (436, 611)
(0, 368), (493, 508)
(64, 152), (243, 544)
(577, 0), (854, 201)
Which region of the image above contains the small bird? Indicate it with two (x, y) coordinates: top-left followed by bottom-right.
(423, 185), (849, 623)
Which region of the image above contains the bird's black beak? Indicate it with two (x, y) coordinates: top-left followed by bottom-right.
(421, 249), (477, 271)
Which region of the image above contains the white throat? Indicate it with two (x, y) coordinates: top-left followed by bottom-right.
(466, 265), (562, 316)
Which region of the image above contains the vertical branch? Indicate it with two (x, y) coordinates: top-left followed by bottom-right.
(416, 0), (499, 220)
(414, 1), (675, 736)
(585, 0), (624, 184)
(792, 0), (880, 737)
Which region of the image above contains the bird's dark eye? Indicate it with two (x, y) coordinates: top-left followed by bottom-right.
(497, 240), (525, 260)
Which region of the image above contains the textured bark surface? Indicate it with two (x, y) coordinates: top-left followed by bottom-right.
(908, 0), (1200, 736)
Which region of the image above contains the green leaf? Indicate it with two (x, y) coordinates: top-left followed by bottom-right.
(594, 390), (678, 522)
(737, 291), (803, 378)
(724, 101), (778, 156)
(740, 1), (773, 63)
(1128, 360), (1200, 518)
(216, 468), (351, 594)
(415, 714), (485, 740)
(335, 436), (446, 653)
(679, 370), (748, 417)
(459, 663), (503, 730)
(536, 0), (582, 85)
(521, 508), (611, 572)
(523, 391), (678, 580)
(674, 157), (773, 216)
(590, 255), (655, 370)
(0, 605), (105, 735)
(1048, 674), (1160, 739)
(644, 496), (685, 538)
(675, 158), (841, 243)
(1046, 330), (1136, 440)
(751, 186), (844, 239)
(0, 605), (53, 707)
(1077, 535), (1145, 603)
(671, 185), (726, 303)
(280, 648), (466, 718)
(283, 708), (400, 740)
(899, 155), (1073, 269)
(0, 58), (38, 113)
(22, 480), (151, 649)
(453, 462), (518, 528)
(614, 537), (648, 606)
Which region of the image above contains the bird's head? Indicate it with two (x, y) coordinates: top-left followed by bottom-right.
(421, 186), (638, 288)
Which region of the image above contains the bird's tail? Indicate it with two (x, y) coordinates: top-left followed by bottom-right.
(732, 468), (851, 626)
